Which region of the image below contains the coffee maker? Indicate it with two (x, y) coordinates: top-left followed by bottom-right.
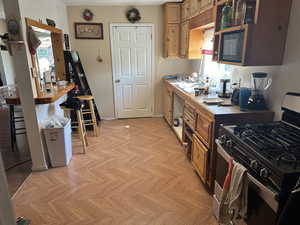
(247, 72), (272, 110)
(218, 79), (231, 98)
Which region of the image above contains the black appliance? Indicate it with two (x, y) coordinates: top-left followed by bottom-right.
(64, 50), (101, 124)
(220, 30), (244, 63)
(231, 88), (240, 105)
(218, 79), (231, 98)
(214, 92), (300, 225)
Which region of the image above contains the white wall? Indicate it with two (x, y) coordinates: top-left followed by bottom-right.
(2, 0), (70, 171)
(67, 5), (192, 119)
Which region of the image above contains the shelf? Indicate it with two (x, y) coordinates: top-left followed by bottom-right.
(218, 60), (243, 66)
(216, 0), (232, 6)
(215, 24), (247, 35)
(6, 83), (75, 105)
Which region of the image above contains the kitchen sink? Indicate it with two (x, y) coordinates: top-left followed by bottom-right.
(172, 81), (204, 94)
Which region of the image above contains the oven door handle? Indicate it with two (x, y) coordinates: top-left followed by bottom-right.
(216, 140), (279, 212)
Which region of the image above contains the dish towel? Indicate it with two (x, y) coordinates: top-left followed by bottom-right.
(219, 161), (248, 225)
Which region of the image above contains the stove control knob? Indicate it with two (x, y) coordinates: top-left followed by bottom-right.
(219, 135), (227, 144)
(226, 140), (233, 148)
(250, 160), (259, 170)
(260, 168), (269, 179)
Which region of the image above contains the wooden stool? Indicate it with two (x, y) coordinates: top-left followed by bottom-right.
(9, 105), (27, 151)
(75, 95), (99, 136)
(61, 106), (88, 153)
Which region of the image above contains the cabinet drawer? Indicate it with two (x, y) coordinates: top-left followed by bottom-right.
(192, 134), (208, 183)
(195, 110), (213, 147)
(183, 102), (196, 129)
(184, 111), (196, 130)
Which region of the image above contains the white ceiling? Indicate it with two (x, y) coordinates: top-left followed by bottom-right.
(63, 0), (181, 6)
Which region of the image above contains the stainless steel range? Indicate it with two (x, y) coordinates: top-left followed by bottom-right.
(214, 93), (300, 225)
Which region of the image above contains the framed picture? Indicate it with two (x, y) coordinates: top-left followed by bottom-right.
(74, 23), (103, 40)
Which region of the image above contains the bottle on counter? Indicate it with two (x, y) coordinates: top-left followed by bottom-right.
(203, 77), (210, 95)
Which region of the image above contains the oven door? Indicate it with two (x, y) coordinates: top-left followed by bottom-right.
(220, 30), (244, 63)
(214, 141), (278, 225)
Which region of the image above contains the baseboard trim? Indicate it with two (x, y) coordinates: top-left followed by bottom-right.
(102, 115), (163, 120)
(102, 117), (116, 120)
(152, 114), (163, 118)
(31, 165), (48, 172)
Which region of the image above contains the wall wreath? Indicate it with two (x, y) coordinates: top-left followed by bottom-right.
(126, 8), (141, 23)
(83, 9), (94, 21)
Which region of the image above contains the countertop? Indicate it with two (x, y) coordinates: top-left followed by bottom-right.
(164, 79), (274, 119)
(5, 83), (75, 105)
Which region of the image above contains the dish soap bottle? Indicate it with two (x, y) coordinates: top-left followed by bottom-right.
(221, 1), (232, 30)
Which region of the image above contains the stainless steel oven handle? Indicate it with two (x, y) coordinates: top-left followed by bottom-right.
(216, 140), (279, 212)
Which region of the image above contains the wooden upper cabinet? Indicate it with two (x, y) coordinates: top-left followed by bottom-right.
(165, 24), (180, 58)
(165, 3), (181, 24)
(181, 1), (190, 22)
(190, 0), (201, 18)
(180, 21), (189, 58)
(164, 3), (181, 58)
(180, 22), (204, 59)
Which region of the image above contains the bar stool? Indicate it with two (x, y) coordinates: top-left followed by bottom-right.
(75, 95), (99, 137)
(61, 105), (88, 154)
(9, 105), (26, 151)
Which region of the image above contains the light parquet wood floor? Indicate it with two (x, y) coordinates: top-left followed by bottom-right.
(12, 118), (218, 225)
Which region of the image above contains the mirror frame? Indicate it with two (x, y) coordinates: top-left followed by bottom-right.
(25, 18), (66, 94)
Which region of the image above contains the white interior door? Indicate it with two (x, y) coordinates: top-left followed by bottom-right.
(111, 25), (153, 119)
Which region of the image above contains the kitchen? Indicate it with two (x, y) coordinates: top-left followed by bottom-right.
(163, 0), (297, 224)
(0, 0), (299, 225)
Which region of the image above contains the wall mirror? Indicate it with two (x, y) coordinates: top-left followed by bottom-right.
(25, 18), (65, 94)
(32, 27), (55, 83)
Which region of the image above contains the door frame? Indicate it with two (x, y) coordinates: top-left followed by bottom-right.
(110, 23), (155, 119)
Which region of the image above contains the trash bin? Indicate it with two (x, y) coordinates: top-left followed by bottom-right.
(43, 119), (72, 167)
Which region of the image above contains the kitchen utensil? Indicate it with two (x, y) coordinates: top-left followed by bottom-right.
(218, 79), (231, 98)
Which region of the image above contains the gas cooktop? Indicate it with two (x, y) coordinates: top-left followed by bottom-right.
(225, 121), (300, 172)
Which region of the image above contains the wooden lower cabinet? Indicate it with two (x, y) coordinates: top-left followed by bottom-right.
(163, 86), (173, 126)
(192, 134), (209, 183)
(195, 110), (213, 147)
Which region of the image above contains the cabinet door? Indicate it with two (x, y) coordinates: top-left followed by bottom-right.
(180, 21), (189, 58)
(200, 0), (214, 12)
(163, 86), (173, 126)
(166, 3), (181, 24)
(195, 110), (213, 147)
(192, 134), (208, 183)
(165, 24), (180, 58)
(190, 0), (201, 18)
(181, 0), (191, 21)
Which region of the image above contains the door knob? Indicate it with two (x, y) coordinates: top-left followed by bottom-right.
(115, 79), (120, 83)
